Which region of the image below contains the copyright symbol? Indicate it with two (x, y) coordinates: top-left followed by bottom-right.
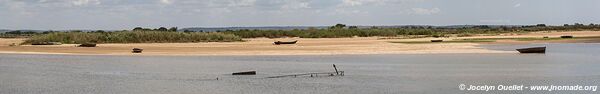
(459, 84), (466, 90)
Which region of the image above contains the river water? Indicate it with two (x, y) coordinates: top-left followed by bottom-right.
(1, 43), (599, 94)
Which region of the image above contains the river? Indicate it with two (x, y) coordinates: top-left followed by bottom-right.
(1, 43), (599, 94)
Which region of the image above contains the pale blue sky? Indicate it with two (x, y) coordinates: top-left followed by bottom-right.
(1, 0), (599, 30)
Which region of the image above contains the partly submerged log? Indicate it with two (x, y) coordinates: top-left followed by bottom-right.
(31, 42), (62, 45)
(274, 40), (298, 45)
(78, 43), (97, 47)
(430, 40), (443, 42)
(232, 71), (256, 75)
(132, 48), (143, 53)
(561, 35), (574, 38)
(516, 47), (546, 53)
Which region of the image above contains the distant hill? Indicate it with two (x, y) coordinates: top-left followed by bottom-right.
(0, 29), (11, 33)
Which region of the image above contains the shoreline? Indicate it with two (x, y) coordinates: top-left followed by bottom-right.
(1, 31), (599, 56)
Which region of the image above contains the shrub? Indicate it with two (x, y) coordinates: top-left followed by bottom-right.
(23, 31), (242, 44)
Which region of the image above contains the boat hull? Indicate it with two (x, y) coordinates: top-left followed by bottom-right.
(232, 71), (256, 75)
(516, 47), (546, 53)
(561, 36), (573, 38)
(78, 43), (97, 47)
(274, 41), (298, 45)
(431, 40), (443, 42)
(132, 48), (143, 53)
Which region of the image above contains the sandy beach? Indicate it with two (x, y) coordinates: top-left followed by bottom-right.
(1, 31), (599, 56)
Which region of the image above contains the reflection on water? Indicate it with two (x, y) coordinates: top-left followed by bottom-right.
(1, 43), (600, 94)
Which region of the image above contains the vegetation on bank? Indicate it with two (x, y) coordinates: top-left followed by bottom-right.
(0, 30), (53, 38)
(218, 23), (600, 38)
(3, 23), (600, 44)
(22, 31), (242, 44)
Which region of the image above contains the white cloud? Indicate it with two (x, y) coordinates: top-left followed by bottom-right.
(0, 0), (445, 29)
(341, 0), (364, 6)
(281, 1), (311, 10)
(72, 0), (101, 6)
(411, 8), (440, 15)
(160, 0), (172, 4)
(227, 0), (256, 7)
(513, 3), (521, 8)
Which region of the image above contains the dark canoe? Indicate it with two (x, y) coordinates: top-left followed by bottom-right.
(132, 48), (143, 53)
(232, 71), (256, 75)
(561, 35), (574, 38)
(516, 47), (546, 53)
(431, 40), (443, 42)
(78, 43), (97, 47)
(274, 40), (298, 45)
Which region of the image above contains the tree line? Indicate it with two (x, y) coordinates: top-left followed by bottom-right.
(4, 23), (600, 39)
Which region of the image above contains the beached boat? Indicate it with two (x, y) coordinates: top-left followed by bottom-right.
(132, 48), (143, 53)
(274, 40), (298, 45)
(561, 35), (573, 38)
(232, 71), (256, 75)
(78, 43), (97, 47)
(516, 47), (546, 53)
(31, 42), (62, 45)
(431, 40), (443, 42)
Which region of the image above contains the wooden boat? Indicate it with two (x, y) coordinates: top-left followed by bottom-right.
(430, 40), (443, 42)
(274, 40), (298, 45)
(232, 71), (256, 75)
(561, 35), (573, 38)
(78, 43), (97, 47)
(31, 42), (62, 45)
(516, 47), (546, 53)
(132, 48), (143, 53)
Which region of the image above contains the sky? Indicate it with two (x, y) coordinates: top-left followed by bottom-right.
(1, 0), (600, 30)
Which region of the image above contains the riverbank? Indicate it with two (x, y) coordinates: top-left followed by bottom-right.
(1, 31), (599, 56)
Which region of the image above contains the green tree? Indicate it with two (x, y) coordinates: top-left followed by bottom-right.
(536, 24), (546, 27)
(157, 27), (168, 31)
(133, 27), (143, 31)
(331, 24), (346, 29)
(168, 27), (178, 32)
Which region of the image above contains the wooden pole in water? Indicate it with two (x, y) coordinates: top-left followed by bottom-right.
(333, 64), (339, 75)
